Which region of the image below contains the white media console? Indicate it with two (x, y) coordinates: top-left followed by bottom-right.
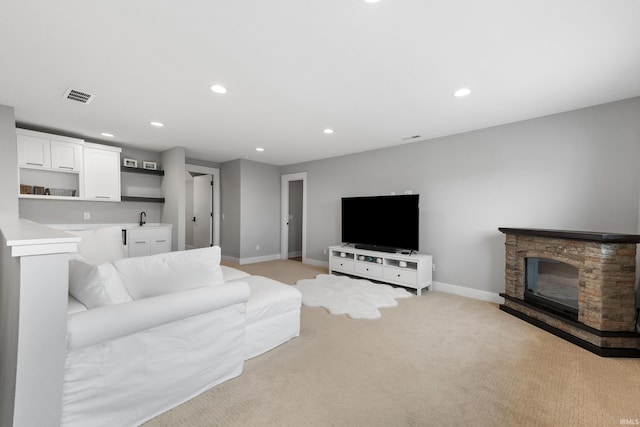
(328, 245), (433, 296)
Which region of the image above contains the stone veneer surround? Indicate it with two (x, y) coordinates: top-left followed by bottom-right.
(499, 228), (640, 357)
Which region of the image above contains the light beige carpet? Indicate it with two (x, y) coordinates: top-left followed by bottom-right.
(145, 260), (640, 427)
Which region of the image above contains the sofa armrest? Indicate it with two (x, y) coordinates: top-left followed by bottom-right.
(67, 281), (249, 352)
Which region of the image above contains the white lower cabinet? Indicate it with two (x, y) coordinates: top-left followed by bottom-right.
(329, 245), (433, 296)
(126, 228), (172, 257)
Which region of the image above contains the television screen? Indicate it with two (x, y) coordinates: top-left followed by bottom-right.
(341, 194), (419, 252)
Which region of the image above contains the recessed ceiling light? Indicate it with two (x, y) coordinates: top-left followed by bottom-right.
(256, 147), (264, 152)
(361, 0), (382, 3)
(150, 121), (164, 127)
(323, 128), (334, 134)
(101, 132), (114, 138)
(210, 84), (228, 94)
(453, 88), (471, 97)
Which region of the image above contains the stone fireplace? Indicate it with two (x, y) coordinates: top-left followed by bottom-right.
(499, 228), (640, 357)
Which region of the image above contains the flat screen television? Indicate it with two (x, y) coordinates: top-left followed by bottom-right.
(341, 194), (419, 253)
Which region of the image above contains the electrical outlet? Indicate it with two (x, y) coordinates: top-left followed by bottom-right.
(83, 212), (90, 220)
(256, 244), (260, 251)
(404, 190), (413, 195)
(323, 248), (327, 255)
(432, 264), (436, 272)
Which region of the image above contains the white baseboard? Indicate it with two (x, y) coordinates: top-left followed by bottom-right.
(303, 258), (329, 268)
(238, 253), (281, 265)
(433, 281), (504, 304)
(221, 255), (240, 264)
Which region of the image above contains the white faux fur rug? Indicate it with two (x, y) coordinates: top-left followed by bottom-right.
(294, 274), (412, 319)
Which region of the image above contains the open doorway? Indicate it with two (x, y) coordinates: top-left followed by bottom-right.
(287, 180), (303, 261)
(192, 174), (213, 248)
(185, 165), (220, 250)
(281, 172), (307, 262)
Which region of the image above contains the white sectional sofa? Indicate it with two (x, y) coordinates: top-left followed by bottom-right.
(62, 226), (301, 427)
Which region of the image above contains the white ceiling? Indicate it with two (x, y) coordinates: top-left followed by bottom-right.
(1, 1), (639, 166)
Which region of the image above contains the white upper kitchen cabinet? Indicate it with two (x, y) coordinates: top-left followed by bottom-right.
(17, 129), (84, 171)
(50, 140), (83, 171)
(17, 133), (52, 168)
(83, 142), (122, 202)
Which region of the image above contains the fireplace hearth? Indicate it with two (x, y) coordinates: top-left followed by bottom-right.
(499, 228), (640, 357)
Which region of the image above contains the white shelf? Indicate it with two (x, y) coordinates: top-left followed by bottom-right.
(328, 245), (433, 296)
(18, 194), (80, 201)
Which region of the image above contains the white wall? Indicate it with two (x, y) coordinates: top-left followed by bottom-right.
(282, 97), (640, 294)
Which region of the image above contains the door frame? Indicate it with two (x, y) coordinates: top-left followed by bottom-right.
(186, 164), (220, 247)
(281, 172), (307, 261)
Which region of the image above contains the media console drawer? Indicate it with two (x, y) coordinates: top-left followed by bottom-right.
(383, 267), (418, 285)
(331, 257), (355, 272)
(355, 262), (383, 277)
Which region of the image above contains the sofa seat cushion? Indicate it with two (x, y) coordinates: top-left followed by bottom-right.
(229, 275), (301, 325)
(68, 295), (87, 314)
(221, 265), (251, 282)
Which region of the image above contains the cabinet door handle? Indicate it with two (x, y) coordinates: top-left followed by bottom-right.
(26, 162), (43, 166)
(155, 240), (166, 243)
(134, 241), (146, 244)
(57, 166), (73, 170)
(94, 196), (110, 199)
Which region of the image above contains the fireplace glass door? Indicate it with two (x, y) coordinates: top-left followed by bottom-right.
(525, 258), (579, 318)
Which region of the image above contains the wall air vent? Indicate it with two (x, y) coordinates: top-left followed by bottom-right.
(401, 135), (421, 141)
(62, 88), (95, 104)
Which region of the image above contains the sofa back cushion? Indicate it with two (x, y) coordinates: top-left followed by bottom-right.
(69, 259), (133, 309)
(113, 246), (225, 300)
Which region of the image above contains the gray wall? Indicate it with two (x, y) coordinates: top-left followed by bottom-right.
(282, 97), (640, 294)
(0, 105), (18, 217)
(186, 157), (221, 169)
(161, 147), (186, 251)
(221, 160), (241, 258)
(0, 104), (18, 425)
(220, 159), (281, 261)
(20, 199), (162, 225)
(121, 146), (160, 166)
(240, 160), (281, 259)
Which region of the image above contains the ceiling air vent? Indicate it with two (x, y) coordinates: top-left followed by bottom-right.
(62, 88), (95, 104)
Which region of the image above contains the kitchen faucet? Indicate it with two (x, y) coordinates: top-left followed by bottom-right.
(139, 211), (146, 226)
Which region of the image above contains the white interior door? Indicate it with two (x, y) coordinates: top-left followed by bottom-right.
(193, 174), (213, 248)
